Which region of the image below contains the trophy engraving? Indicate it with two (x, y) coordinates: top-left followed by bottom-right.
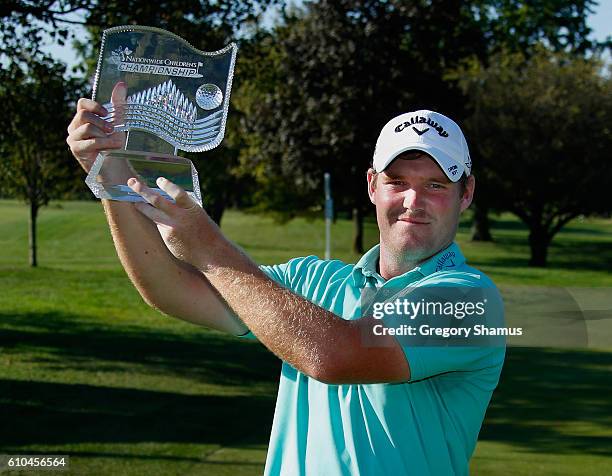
(85, 25), (238, 205)
(102, 79), (224, 151)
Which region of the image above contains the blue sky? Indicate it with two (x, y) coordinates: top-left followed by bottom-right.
(45, 0), (611, 70)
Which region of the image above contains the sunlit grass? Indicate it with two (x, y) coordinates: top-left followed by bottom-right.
(1, 200), (611, 475)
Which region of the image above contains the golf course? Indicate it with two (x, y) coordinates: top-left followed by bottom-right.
(1, 199), (610, 475)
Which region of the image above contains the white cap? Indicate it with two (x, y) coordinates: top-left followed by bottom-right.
(373, 110), (472, 182)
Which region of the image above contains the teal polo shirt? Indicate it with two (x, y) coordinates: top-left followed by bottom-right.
(245, 242), (505, 476)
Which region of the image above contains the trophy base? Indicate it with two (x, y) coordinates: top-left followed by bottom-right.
(85, 150), (202, 206)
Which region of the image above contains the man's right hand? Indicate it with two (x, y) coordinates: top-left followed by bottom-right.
(66, 83), (127, 173)
(65, 83), (249, 337)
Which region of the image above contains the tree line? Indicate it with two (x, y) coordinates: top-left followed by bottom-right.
(1, 0), (610, 267)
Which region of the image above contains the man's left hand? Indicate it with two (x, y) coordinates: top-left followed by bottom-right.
(128, 177), (215, 267)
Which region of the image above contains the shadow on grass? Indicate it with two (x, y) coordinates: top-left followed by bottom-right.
(2, 311), (611, 459)
(480, 347), (612, 456)
(0, 378), (274, 451)
(31, 451), (263, 466)
(468, 234), (612, 272)
(489, 216), (611, 236)
(0, 310), (280, 387)
(0, 309), (279, 456)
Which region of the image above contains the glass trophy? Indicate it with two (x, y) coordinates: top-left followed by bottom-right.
(85, 25), (238, 206)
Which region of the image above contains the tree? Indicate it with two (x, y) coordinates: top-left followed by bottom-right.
(236, 0), (492, 253)
(0, 1), (95, 69)
(0, 2), (90, 266)
(234, 0), (603, 253)
(456, 47), (612, 266)
(462, 0), (605, 241)
(0, 57), (83, 266)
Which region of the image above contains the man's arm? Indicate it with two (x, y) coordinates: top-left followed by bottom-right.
(66, 96), (247, 336)
(103, 200), (247, 335)
(129, 178), (411, 384)
(201, 240), (411, 384)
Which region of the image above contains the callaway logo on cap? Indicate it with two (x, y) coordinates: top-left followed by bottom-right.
(373, 110), (472, 182)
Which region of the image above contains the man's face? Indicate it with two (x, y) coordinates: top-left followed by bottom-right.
(367, 153), (474, 264)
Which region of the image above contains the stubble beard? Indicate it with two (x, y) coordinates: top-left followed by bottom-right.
(379, 222), (437, 272)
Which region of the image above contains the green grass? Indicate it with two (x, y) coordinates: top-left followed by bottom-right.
(1, 200), (611, 475)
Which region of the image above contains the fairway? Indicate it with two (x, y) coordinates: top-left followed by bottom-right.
(1, 200), (611, 475)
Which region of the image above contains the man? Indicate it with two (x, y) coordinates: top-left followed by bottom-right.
(67, 105), (505, 475)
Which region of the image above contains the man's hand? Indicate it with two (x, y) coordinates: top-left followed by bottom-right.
(66, 82), (127, 172)
(128, 177), (216, 267)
